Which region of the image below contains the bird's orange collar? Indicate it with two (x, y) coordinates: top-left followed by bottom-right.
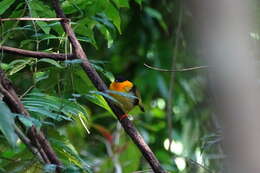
(109, 80), (133, 92)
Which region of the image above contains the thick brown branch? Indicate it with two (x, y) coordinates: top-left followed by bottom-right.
(51, 0), (166, 172)
(0, 46), (75, 60)
(0, 69), (61, 172)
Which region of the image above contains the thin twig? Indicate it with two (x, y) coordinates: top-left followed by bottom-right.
(186, 158), (212, 173)
(166, 5), (183, 151)
(144, 63), (208, 72)
(0, 156), (20, 162)
(14, 125), (44, 164)
(19, 85), (35, 99)
(0, 18), (68, 22)
(0, 46), (75, 60)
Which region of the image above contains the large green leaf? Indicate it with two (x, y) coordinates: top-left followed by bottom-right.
(22, 92), (90, 133)
(37, 21), (51, 35)
(34, 71), (49, 83)
(8, 59), (35, 75)
(96, 24), (113, 48)
(119, 143), (141, 172)
(0, 0), (15, 15)
(134, 0), (143, 6)
(23, 93), (87, 118)
(104, 3), (121, 33)
(91, 63), (114, 82)
(144, 7), (167, 32)
(50, 138), (92, 173)
(38, 58), (63, 68)
(16, 114), (42, 129)
(0, 101), (18, 147)
(112, 0), (129, 8)
(84, 93), (114, 115)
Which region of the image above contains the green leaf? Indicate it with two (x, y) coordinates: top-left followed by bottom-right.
(25, 105), (72, 121)
(37, 21), (51, 35)
(16, 114), (42, 129)
(64, 59), (83, 65)
(84, 93), (114, 115)
(112, 0), (129, 8)
(93, 13), (115, 29)
(91, 63), (114, 81)
(89, 59), (109, 65)
(144, 7), (167, 32)
(0, 101), (18, 147)
(98, 159), (114, 173)
(106, 90), (138, 100)
(34, 71), (49, 83)
(44, 164), (56, 173)
(22, 92), (88, 123)
(8, 59), (35, 75)
(0, 0), (15, 15)
(32, 34), (64, 41)
(104, 3), (121, 33)
(3, 26), (34, 35)
(89, 90), (121, 105)
(157, 75), (168, 98)
(96, 24), (113, 48)
(29, 0), (55, 17)
(74, 19), (98, 48)
(134, 0), (143, 6)
(38, 58), (63, 68)
(119, 143), (141, 172)
(0, 63), (10, 70)
(180, 79), (196, 102)
(51, 138), (92, 172)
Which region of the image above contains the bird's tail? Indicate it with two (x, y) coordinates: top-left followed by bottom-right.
(139, 103), (145, 112)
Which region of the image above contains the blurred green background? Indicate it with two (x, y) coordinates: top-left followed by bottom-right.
(0, 0), (222, 172)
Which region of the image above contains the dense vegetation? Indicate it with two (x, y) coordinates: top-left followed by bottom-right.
(0, 0), (222, 172)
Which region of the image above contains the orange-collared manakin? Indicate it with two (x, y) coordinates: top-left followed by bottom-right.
(108, 76), (144, 119)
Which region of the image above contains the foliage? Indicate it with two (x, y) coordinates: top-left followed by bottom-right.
(0, 0), (223, 173)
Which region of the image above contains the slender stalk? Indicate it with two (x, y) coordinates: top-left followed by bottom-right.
(166, 5), (183, 150)
(14, 125), (44, 164)
(144, 63), (208, 72)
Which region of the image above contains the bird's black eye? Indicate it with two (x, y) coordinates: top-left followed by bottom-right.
(115, 76), (126, 82)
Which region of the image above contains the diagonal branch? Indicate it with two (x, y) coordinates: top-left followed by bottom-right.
(51, 0), (166, 172)
(0, 46), (75, 60)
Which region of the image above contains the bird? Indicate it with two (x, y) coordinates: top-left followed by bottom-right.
(108, 76), (144, 120)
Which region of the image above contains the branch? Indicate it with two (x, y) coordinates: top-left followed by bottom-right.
(0, 18), (67, 22)
(0, 46), (75, 60)
(51, 0), (166, 172)
(144, 63), (208, 72)
(0, 69), (62, 172)
(166, 5), (183, 151)
(14, 125), (44, 164)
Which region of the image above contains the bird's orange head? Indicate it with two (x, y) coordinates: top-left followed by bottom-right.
(109, 76), (133, 92)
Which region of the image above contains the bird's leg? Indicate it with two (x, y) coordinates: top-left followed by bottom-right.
(119, 114), (128, 121)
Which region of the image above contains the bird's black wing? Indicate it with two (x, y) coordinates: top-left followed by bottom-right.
(130, 85), (145, 112)
(130, 85), (139, 105)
